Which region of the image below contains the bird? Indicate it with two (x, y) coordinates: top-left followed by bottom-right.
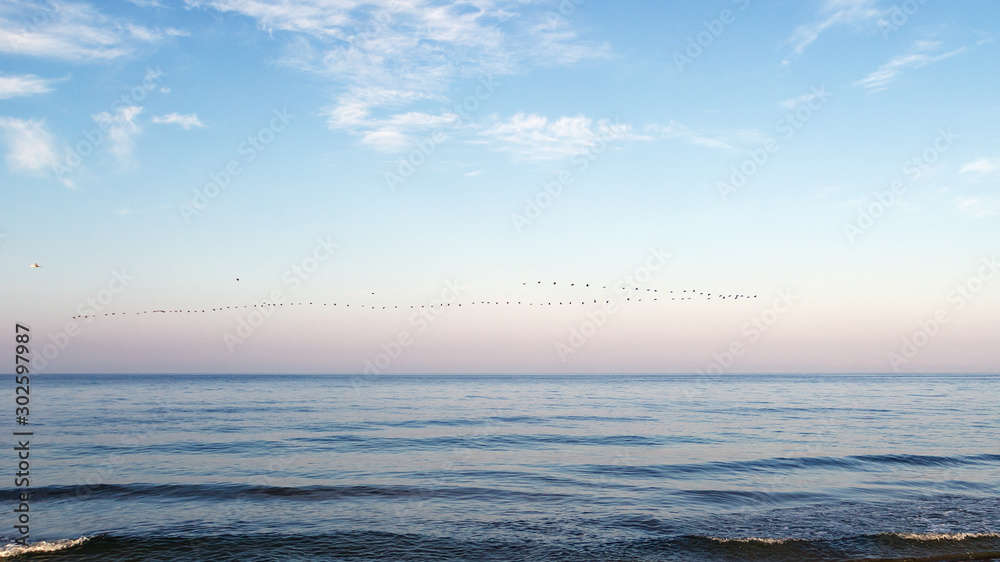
(29, 263), (41, 268)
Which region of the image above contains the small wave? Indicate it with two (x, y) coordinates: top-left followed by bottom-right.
(701, 532), (1000, 545)
(573, 452), (1000, 482)
(893, 532), (1000, 541)
(678, 488), (831, 507)
(3, 532), (1000, 561)
(853, 453), (1000, 468)
(0, 482), (568, 504)
(0, 536), (89, 558)
(686, 532), (1000, 562)
(706, 536), (806, 545)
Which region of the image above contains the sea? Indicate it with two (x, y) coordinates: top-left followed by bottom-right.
(2, 374), (998, 561)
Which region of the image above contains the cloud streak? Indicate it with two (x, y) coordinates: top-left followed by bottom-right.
(0, 0), (165, 61)
(0, 117), (59, 176)
(786, 0), (882, 56)
(959, 157), (1000, 179)
(644, 121), (734, 151)
(93, 106), (142, 160)
(482, 113), (633, 161)
(856, 41), (965, 92)
(152, 113), (205, 130)
(957, 196), (1000, 218)
(0, 73), (57, 99)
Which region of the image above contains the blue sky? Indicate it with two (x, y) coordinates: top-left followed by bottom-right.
(1, 0), (998, 374)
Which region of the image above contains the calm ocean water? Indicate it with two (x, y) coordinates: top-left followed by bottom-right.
(2, 374), (999, 561)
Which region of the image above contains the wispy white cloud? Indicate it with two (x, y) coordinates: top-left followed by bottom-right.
(152, 112), (205, 130)
(957, 196), (1000, 218)
(786, 0), (882, 56)
(93, 106), (142, 160)
(113, 207), (141, 215)
(0, 73), (56, 99)
(856, 41), (965, 92)
(322, 87), (442, 132)
(644, 121), (733, 151)
(189, 0), (608, 151)
(359, 111), (459, 152)
(959, 157), (1000, 179)
(187, 0), (356, 36)
(518, 9), (611, 67)
(126, 23), (160, 42)
(481, 113), (633, 161)
(127, 0), (167, 7)
(838, 196), (868, 207)
(0, 116), (59, 176)
(780, 86), (832, 110)
(0, 0), (164, 61)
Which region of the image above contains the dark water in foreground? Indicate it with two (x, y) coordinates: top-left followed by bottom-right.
(2, 374), (998, 561)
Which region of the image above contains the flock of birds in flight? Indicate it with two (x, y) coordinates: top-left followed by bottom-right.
(58, 275), (758, 320)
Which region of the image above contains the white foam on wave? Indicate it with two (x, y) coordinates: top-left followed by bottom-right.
(707, 536), (803, 545)
(895, 532), (1000, 541)
(0, 536), (90, 558)
(708, 532), (1000, 545)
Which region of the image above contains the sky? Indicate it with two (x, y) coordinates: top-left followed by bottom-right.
(1, 0), (999, 374)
